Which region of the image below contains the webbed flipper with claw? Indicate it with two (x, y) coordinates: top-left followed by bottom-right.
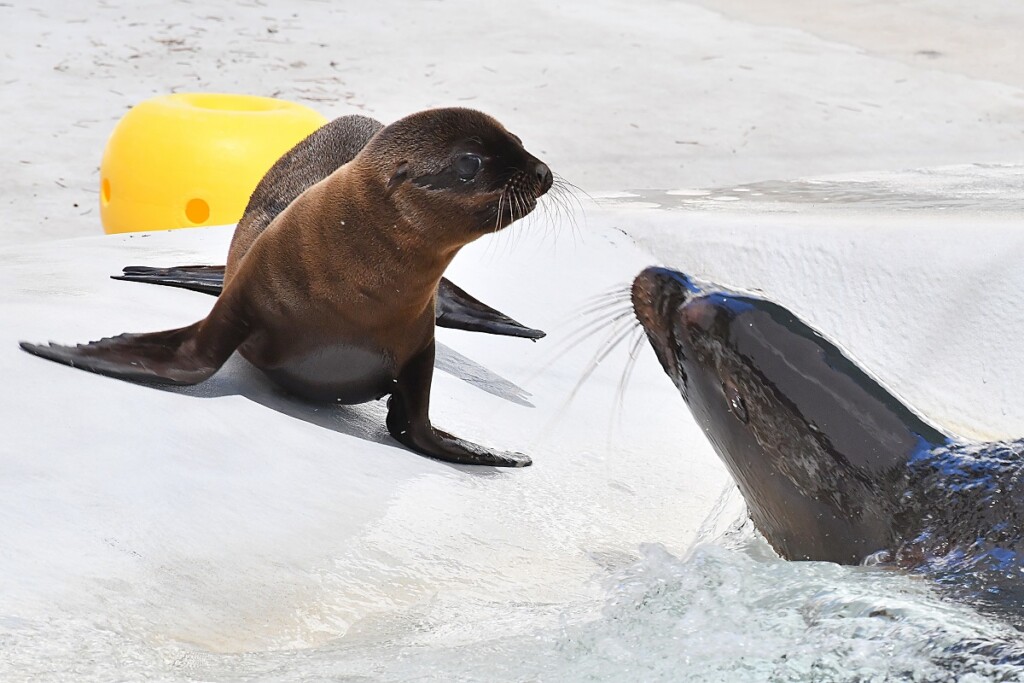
(435, 279), (545, 340)
(386, 340), (532, 467)
(19, 296), (249, 386)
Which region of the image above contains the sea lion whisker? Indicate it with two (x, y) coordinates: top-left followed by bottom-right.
(545, 182), (582, 241)
(513, 186), (528, 223)
(550, 175), (590, 241)
(529, 312), (636, 391)
(493, 186), (507, 234)
(520, 307), (635, 385)
(563, 299), (636, 334)
(606, 328), (648, 443)
(479, 187), (507, 261)
(494, 183), (512, 234)
(551, 308), (638, 361)
(575, 301), (634, 322)
(537, 187), (566, 244)
(559, 310), (633, 349)
(562, 320), (638, 405)
(594, 317), (642, 363)
(535, 195), (559, 242)
(508, 187), (526, 248)
(515, 190), (538, 252)
(557, 302), (635, 337)
(580, 280), (633, 303)
(484, 187), (515, 261)
(576, 289), (633, 317)
(529, 193), (556, 253)
(614, 328), (647, 415)
(539, 191), (568, 247)
(505, 186), (532, 254)
(551, 173), (592, 205)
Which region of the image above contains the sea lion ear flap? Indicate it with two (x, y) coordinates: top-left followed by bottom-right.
(386, 162), (409, 196)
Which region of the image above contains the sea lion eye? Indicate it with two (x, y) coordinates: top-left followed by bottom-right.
(455, 154), (482, 181)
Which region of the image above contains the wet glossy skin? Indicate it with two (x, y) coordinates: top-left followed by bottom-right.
(633, 267), (948, 563)
(633, 266), (1024, 619)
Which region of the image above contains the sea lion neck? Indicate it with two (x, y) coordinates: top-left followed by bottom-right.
(330, 161), (465, 282)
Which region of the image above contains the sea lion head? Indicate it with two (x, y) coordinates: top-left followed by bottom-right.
(356, 107), (553, 245)
(631, 266), (946, 563)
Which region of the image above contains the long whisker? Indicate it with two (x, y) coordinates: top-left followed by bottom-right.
(521, 306), (635, 386)
(529, 286), (642, 440)
(561, 318), (640, 405)
(541, 285), (632, 341)
(512, 187), (528, 249)
(551, 174), (589, 243)
(481, 186), (507, 260)
(535, 316), (640, 447)
(573, 295), (633, 320)
(552, 174), (593, 206)
(615, 328), (647, 415)
(606, 327), (647, 444)
(552, 299), (630, 344)
(494, 185), (507, 235)
(540, 307), (633, 361)
(543, 188), (570, 249)
(576, 295), (632, 318)
(549, 180), (583, 240)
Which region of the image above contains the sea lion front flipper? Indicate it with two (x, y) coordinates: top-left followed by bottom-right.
(386, 340), (532, 467)
(436, 278), (545, 340)
(113, 265), (226, 296)
(111, 269), (546, 342)
(19, 297), (249, 385)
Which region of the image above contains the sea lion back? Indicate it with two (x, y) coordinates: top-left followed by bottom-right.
(226, 114), (384, 276)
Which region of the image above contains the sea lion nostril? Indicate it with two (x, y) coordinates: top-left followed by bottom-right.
(535, 162), (553, 191)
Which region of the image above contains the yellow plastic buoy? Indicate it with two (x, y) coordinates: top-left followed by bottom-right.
(100, 93), (328, 234)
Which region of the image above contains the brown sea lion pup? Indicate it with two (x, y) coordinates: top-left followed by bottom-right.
(21, 107), (554, 467)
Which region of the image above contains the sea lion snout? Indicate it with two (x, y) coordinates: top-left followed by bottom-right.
(534, 161), (553, 194)
(631, 267), (701, 388)
(630, 267), (699, 328)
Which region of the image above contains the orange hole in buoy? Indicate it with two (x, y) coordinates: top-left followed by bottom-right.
(185, 198), (210, 224)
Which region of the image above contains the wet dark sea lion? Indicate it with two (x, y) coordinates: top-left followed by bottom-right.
(112, 113), (544, 340)
(21, 108), (553, 467)
(632, 266), (1024, 616)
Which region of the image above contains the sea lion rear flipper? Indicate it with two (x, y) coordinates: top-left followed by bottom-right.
(19, 299), (249, 385)
(112, 265), (226, 296)
(436, 278), (545, 340)
(386, 341), (532, 467)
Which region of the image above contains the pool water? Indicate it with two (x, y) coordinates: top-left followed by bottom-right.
(5, 488), (1022, 682)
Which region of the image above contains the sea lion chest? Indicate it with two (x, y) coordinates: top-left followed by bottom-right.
(256, 337), (399, 404)
(234, 275), (435, 404)
(238, 295), (424, 404)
